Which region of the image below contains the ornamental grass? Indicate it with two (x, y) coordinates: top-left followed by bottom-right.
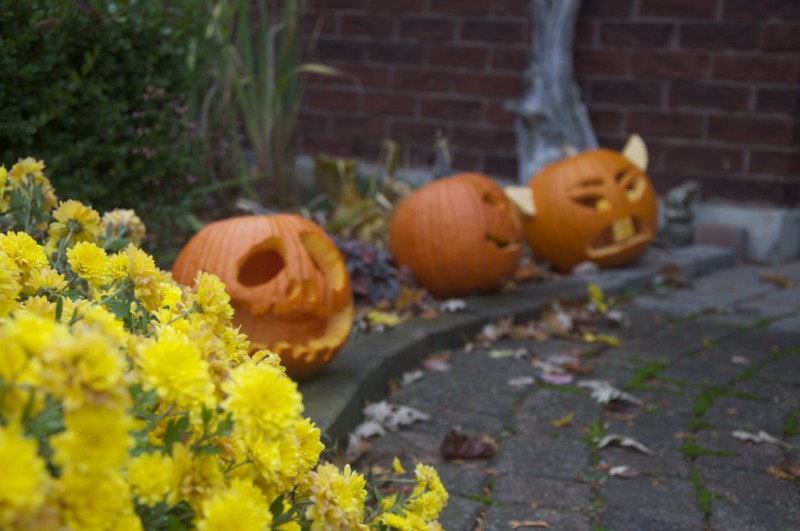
(0, 158), (447, 530)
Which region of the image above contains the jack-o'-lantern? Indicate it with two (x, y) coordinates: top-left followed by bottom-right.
(389, 173), (522, 298)
(514, 139), (658, 272)
(172, 215), (353, 380)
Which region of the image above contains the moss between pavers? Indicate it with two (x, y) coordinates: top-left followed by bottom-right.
(689, 470), (715, 516)
(625, 360), (671, 391)
(680, 439), (736, 459)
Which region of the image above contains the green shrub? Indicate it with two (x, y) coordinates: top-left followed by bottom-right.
(0, 0), (209, 264)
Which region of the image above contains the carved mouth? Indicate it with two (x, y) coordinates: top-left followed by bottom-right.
(586, 216), (651, 259)
(486, 234), (521, 252)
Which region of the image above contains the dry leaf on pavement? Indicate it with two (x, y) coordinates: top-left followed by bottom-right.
(608, 465), (639, 478)
(578, 380), (643, 406)
(598, 434), (655, 455)
(508, 376), (536, 388)
(510, 521), (550, 529)
(732, 429), (791, 449)
(441, 430), (496, 460)
(759, 272), (797, 288)
(551, 411), (575, 427)
(767, 461), (800, 480)
(439, 298), (467, 313)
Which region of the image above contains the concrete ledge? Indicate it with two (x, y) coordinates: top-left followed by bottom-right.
(300, 245), (737, 446)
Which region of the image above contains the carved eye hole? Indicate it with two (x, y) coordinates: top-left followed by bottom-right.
(573, 193), (612, 212)
(482, 192), (506, 209)
(616, 169), (646, 202)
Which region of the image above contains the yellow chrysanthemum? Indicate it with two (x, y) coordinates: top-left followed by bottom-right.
(377, 511), (429, 531)
(127, 244), (164, 311)
(49, 199), (101, 244)
(6, 158), (57, 212)
(295, 419), (325, 474)
(55, 471), (139, 531)
(0, 166), (9, 212)
(100, 208), (146, 246)
(107, 251), (130, 281)
(222, 362), (303, 440)
(192, 272), (234, 332)
(67, 241), (108, 286)
(21, 295), (56, 319)
(219, 327), (251, 367)
(408, 464), (448, 522)
(197, 478), (273, 531)
(0, 231), (48, 283)
(169, 443), (225, 509)
(0, 425), (49, 525)
(51, 404), (133, 474)
(24, 266), (68, 295)
(137, 328), (216, 412)
(0, 250), (21, 317)
(393, 456), (406, 475)
(305, 464), (368, 531)
(160, 281), (184, 309)
(128, 452), (174, 507)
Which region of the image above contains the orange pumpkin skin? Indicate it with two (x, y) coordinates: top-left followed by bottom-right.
(172, 215), (353, 380)
(388, 173), (522, 298)
(522, 149), (658, 273)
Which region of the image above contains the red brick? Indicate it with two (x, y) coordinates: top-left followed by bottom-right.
(574, 50), (628, 75)
(755, 88), (800, 113)
(427, 45), (488, 69)
(714, 56), (800, 83)
(484, 154), (518, 177)
(453, 73), (520, 96)
(368, 42), (425, 63)
(724, 0), (800, 19)
(579, 0), (633, 17)
(601, 23), (674, 47)
(631, 52), (710, 79)
(589, 108), (624, 133)
(399, 17), (456, 40)
(589, 81), (663, 105)
(460, 19), (526, 42)
(306, 87), (360, 110)
(576, 21), (596, 46)
(491, 47), (529, 71)
(299, 112), (330, 133)
(493, 0), (529, 15)
(750, 149), (800, 175)
(366, 0), (424, 10)
(340, 15), (393, 37)
(301, 135), (355, 157)
(669, 83), (750, 110)
(627, 111), (704, 137)
(392, 68), (452, 92)
(708, 116), (797, 145)
(452, 125), (515, 150)
(363, 93), (416, 116)
(332, 114), (386, 136)
(664, 145), (742, 172)
(312, 39), (367, 62)
(308, 0), (365, 8)
(430, 0), (492, 14)
(300, 13), (336, 35)
(680, 24), (760, 50)
(390, 120), (443, 143)
(640, 0), (716, 18)
(306, 65), (388, 87)
(421, 98), (483, 120)
(763, 25), (800, 51)
(487, 101), (516, 125)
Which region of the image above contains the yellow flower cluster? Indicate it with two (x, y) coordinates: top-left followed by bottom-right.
(0, 158), (448, 530)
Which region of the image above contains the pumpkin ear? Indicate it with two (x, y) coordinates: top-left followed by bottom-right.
(622, 134), (648, 172)
(504, 186), (537, 217)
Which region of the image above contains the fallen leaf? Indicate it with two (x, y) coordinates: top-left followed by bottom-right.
(760, 272), (797, 288)
(477, 315), (514, 343)
(363, 401), (431, 432)
(605, 309), (630, 327)
(551, 411), (575, 427)
(583, 332), (622, 347)
(656, 264), (693, 289)
(563, 361), (593, 375)
(441, 430), (496, 460)
(767, 461), (800, 480)
(598, 434), (655, 455)
(490, 349), (516, 359)
(608, 465), (639, 478)
(395, 286), (426, 312)
(732, 429), (791, 449)
(731, 356), (750, 365)
(572, 261), (600, 275)
(541, 303), (574, 337)
(510, 521), (550, 529)
(513, 257), (547, 283)
(366, 310), (403, 327)
(587, 283), (609, 313)
(400, 370), (424, 386)
(422, 357), (452, 372)
(345, 433), (372, 462)
(352, 420), (385, 439)
(510, 322), (537, 340)
(673, 432), (697, 440)
(508, 376), (536, 388)
(439, 298), (467, 313)
(578, 380), (643, 406)
(539, 372), (574, 385)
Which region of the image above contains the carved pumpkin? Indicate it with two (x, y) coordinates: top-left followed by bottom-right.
(389, 173), (522, 298)
(172, 215), (353, 380)
(521, 148), (658, 272)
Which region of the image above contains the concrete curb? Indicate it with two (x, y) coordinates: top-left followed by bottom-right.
(299, 244), (736, 446)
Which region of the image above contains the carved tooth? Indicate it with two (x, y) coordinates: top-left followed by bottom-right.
(612, 217), (634, 243)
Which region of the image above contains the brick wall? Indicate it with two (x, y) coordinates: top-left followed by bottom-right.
(298, 0), (800, 205)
